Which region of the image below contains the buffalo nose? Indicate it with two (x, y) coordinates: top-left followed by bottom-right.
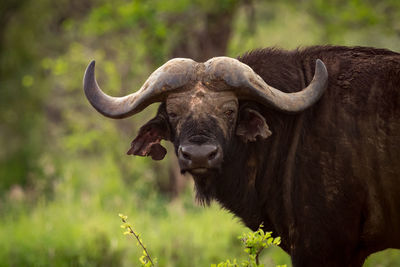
(178, 144), (222, 170)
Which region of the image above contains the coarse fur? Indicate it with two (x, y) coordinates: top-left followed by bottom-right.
(129, 45), (400, 266)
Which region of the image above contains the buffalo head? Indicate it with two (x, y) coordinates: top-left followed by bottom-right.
(83, 57), (327, 194)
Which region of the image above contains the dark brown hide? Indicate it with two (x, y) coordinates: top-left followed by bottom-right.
(230, 46), (400, 266)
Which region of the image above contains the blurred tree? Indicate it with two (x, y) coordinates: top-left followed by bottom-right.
(0, 0), (252, 197)
(278, 0), (400, 43)
(168, 0), (242, 61)
(1, 0), (400, 198)
(0, 0), (57, 191)
(0, 0), (94, 193)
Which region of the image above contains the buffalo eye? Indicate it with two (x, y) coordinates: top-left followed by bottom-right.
(224, 109), (234, 117)
(168, 112), (177, 119)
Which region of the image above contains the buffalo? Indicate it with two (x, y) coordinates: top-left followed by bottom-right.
(83, 45), (400, 266)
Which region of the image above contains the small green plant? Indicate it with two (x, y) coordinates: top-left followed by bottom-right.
(212, 224), (286, 267)
(118, 214), (286, 267)
(119, 213), (156, 267)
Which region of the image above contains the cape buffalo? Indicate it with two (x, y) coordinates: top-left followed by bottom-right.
(83, 46), (400, 266)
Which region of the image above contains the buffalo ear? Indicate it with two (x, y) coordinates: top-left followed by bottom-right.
(236, 108), (272, 142)
(127, 108), (170, 161)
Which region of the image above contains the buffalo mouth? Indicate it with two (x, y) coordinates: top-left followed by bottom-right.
(187, 167), (209, 175)
(181, 167), (221, 176)
(177, 143), (223, 175)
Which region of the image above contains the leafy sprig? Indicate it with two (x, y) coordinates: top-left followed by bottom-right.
(119, 213), (156, 267)
(212, 224), (286, 267)
(118, 214), (286, 267)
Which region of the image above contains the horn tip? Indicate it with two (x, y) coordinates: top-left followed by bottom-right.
(88, 60), (96, 71)
(84, 60), (96, 77)
(315, 58), (326, 69)
(83, 60), (98, 97)
(315, 58), (328, 76)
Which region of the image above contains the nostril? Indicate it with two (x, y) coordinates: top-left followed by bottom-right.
(179, 146), (192, 161)
(208, 151), (217, 160)
(182, 151), (191, 160)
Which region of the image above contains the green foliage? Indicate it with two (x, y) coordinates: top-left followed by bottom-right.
(239, 226), (282, 266)
(0, 202), (124, 267)
(119, 213), (156, 267)
(295, 0), (400, 43)
(118, 212), (287, 267)
(213, 225), (286, 267)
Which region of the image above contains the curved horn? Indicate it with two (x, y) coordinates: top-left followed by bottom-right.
(83, 58), (198, 118)
(203, 57), (328, 113)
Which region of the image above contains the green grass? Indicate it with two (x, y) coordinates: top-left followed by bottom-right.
(0, 155), (266, 267)
(0, 153), (399, 266)
(0, 194), (269, 267)
(2, 185), (397, 266)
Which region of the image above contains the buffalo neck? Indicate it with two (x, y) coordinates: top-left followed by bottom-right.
(212, 108), (302, 245)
